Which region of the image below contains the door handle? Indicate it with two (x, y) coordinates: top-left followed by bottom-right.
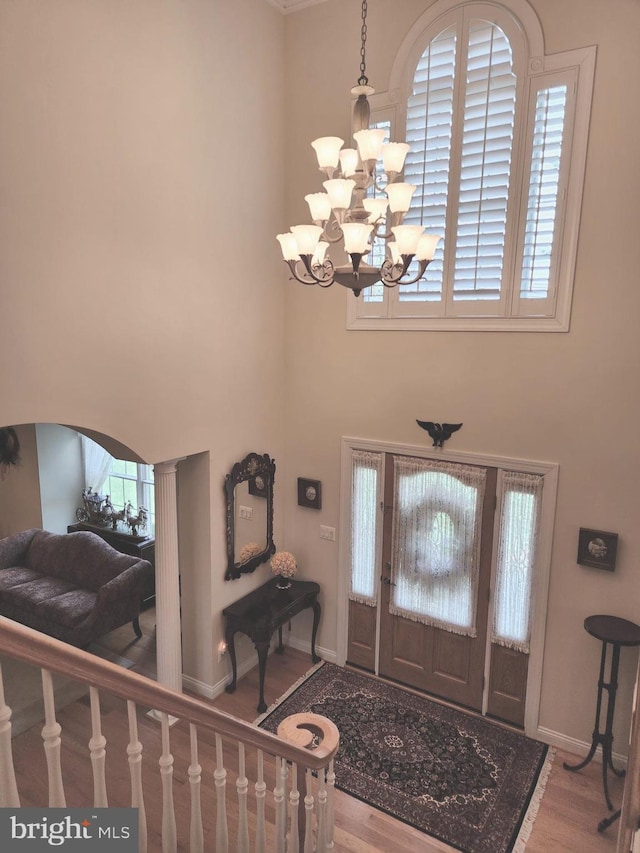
(381, 576), (396, 587)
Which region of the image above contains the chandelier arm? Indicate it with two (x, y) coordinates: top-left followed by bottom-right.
(380, 257), (430, 287)
(284, 259), (336, 287)
(371, 223), (393, 241)
(322, 219), (345, 244)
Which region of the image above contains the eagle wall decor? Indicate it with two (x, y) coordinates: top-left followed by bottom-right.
(416, 420), (463, 447)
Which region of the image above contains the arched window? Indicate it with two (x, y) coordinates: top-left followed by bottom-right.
(348, 0), (595, 331)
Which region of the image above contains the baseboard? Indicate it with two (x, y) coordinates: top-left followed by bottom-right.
(182, 637), (336, 700)
(182, 653), (258, 702)
(536, 725), (628, 768)
(284, 634), (337, 663)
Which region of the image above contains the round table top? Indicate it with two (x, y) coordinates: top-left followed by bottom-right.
(584, 614), (640, 646)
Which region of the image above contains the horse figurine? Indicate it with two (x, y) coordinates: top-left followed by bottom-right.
(126, 505), (148, 537)
(109, 501), (131, 531)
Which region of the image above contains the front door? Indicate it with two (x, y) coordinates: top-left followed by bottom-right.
(377, 455), (496, 711)
(346, 447), (545, 728)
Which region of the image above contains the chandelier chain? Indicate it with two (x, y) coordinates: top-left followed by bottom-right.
(358, 0), (369, 86)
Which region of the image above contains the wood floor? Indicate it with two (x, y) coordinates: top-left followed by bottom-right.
(8, 610), (624, 852)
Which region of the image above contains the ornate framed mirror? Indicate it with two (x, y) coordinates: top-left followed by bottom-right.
(224, 451), (276, 580)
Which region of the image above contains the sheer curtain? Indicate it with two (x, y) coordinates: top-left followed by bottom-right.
(80, 435), (114, 493)
(492, 471), (543, 653)
(389, 456), (486, 637)
(349, 449), (383, 607)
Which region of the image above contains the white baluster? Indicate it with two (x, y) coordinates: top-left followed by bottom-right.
(0, 660), (19, 807)
(254, 750), (266, 853)
(214, 732), (229, 853)
(288, 762), (300, 853)
(236, 742), (249, 853)
(303, 768), (314, 853)
(126, 701), (147, 853)
(159, 712), (177, 853)
(188, 724), (203, 853)
(88, 686), (108, 807)
(40, 669), (66, 807)
(273, 757), (285, 853)
(315, 768), (327, 852)
(325, 759), (335, 850)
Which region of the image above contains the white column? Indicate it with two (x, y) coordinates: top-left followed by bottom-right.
(154, 459), (184, 694)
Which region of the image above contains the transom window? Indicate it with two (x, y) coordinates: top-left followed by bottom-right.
(348, 0), (595, 331)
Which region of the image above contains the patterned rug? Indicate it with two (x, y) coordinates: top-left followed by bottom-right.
(257, 662), (552, 853)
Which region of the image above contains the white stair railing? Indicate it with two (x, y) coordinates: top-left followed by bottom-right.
(0, 659), (19, 808)
(0, 616), (340, 852)
(41, 668), (66, 807)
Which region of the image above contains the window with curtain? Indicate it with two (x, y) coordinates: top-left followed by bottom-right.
(349, 449), (383, 606)
(492, 471), (543, 653)
(389, 456), (486, 636)
(349, 0), (596, 331)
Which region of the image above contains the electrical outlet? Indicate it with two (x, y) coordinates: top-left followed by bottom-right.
(217, 641), (227, 662)
(320, 525), (336, 541)
(239, 505), (253, 520)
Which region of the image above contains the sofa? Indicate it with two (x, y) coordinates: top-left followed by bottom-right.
(0, 528), (153, 647)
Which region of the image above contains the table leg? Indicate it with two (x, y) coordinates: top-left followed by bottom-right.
(275, 625), (284, 654)
(224, 628), (238, 694)
(311, 600), (321, 664)
(604, 644), (626, 777)
(564, 640), (608, 774)
(256, 640), (270, 713)
(564, 639), (624, 812)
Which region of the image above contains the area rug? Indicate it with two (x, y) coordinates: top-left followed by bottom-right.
(1, 644), (135, 738)
(257, 662), (553, 853)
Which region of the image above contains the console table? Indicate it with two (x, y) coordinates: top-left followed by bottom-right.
(223, 577), (321, 712)
(67, 522), (156, 608)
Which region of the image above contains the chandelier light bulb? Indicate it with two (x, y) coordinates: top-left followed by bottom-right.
(388, 241), (402, 266)
(363, 197), (389, 223)
(339, 147), (360, 177)
(386, 182), (417, 213)
(353, 128), (387, 163)
(382, 142), (410, 175)
(311, 136), (344, 169)
(391, 224), (425, 255)
(291, 224), (324, 256)
(323, 178), (356, 211)
(305, 192), (332, 222)
(276, 232), (300, 261)
(342, 222), (373, 255)
(312, 241), (330, 266)
(416, 233), (442, 261)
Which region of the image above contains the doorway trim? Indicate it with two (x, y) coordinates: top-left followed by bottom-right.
(337, 435), (558, 739)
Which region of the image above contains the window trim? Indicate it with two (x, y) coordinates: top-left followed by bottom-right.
(337, 435), (558, 737)
(347, 0), (596, 332)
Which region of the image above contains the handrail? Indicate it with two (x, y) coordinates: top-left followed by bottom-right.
(0, 615), (338, 770)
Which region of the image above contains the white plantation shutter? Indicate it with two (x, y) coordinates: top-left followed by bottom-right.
(453, 21), (516, 303)
(519, 84), (568, 301)
(402, 26), (457, 303)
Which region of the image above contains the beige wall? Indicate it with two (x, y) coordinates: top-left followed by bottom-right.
(0, 0), (287, 689)
(281, 0), (640, 751)
(1, 0), (639, 755)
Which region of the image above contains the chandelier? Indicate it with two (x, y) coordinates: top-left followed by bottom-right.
(276, 0), (440, 297)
